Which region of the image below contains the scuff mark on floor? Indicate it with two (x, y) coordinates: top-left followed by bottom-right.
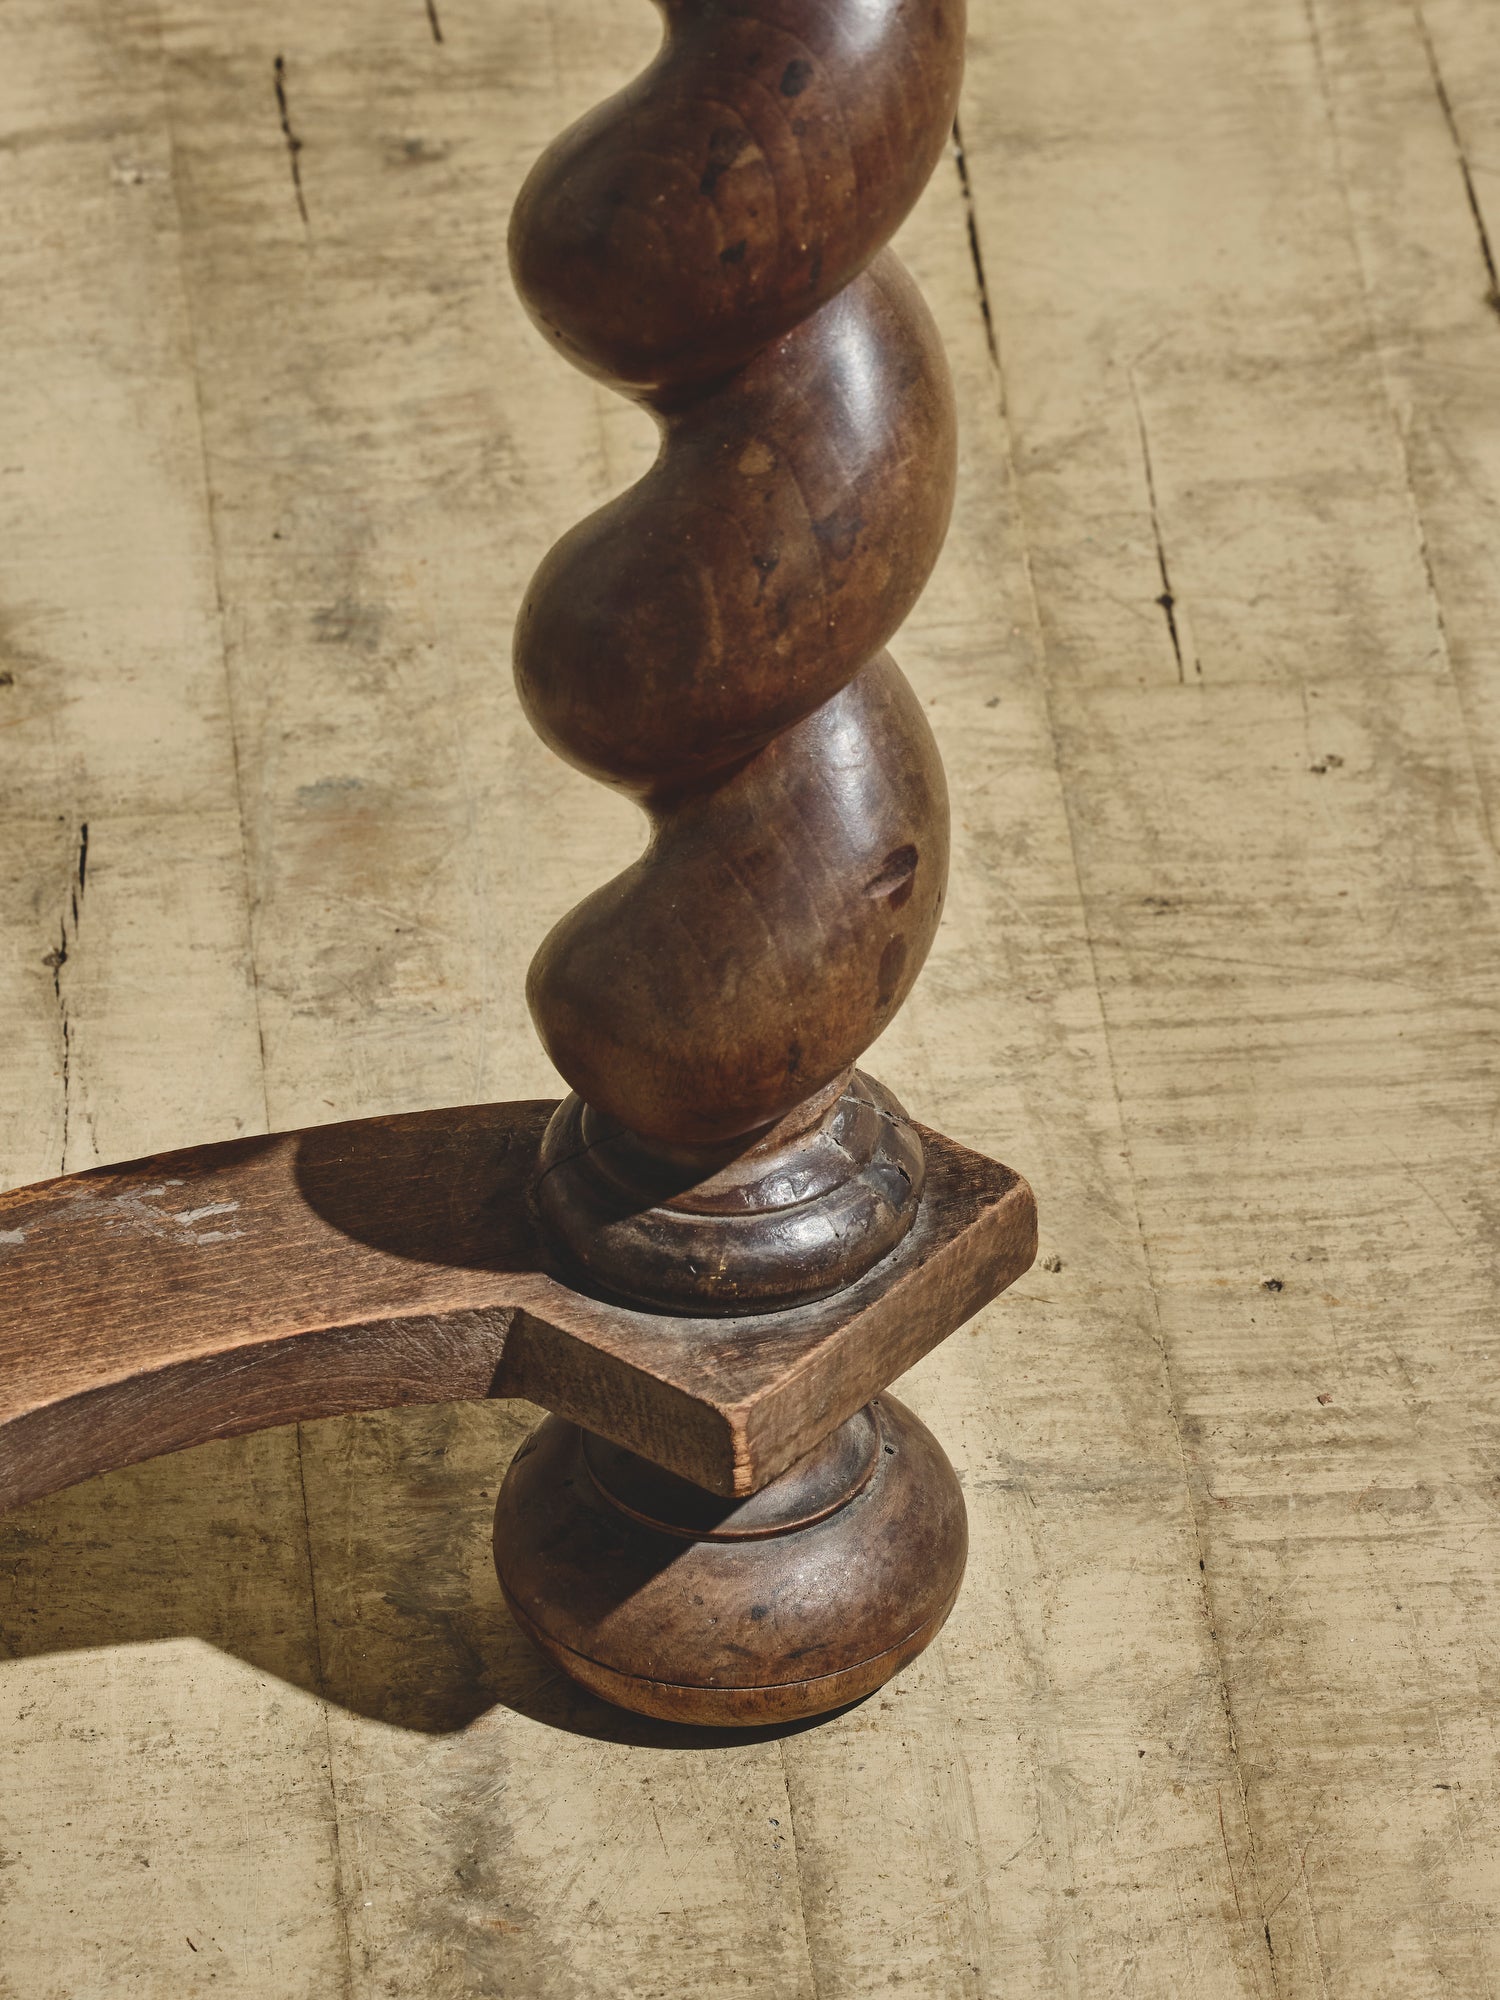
(42, 822), (88, 1172)
(1412, 3), (1500, 317)
(273, 55), (310, 229)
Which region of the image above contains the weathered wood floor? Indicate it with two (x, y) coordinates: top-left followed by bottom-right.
(3, 0), (1498, 1991)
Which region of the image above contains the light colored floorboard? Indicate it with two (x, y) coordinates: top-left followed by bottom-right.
(0, 1), (340, 1992)
(962, 0), (1500, 1990)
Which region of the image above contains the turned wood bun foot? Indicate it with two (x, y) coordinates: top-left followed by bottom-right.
(534, 1069), (926, 1314)
(493, 1393), (966, 1726)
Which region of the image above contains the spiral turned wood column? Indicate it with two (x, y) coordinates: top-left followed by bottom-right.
(513, 0), (964, 1315)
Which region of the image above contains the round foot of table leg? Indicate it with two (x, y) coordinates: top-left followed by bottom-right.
(493, 1392), (966, 1727)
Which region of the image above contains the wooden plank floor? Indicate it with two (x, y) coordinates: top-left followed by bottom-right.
(2, 0), (1497, 1991)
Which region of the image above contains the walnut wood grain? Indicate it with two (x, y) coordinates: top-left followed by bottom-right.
(494, 1394), (968, 1726)
(0, 1101), (1035, 1513)
(512, 0), (967, 1309)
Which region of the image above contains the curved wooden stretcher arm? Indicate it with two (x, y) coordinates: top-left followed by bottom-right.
(0, 1100), (1034, 1516)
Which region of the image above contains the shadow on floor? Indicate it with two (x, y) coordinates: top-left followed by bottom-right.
(0, 1398), (856, 1750)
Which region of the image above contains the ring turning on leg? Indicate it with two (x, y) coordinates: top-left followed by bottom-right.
(494, 1394), (967, 1727)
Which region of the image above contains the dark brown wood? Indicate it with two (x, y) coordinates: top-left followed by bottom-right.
(0, 1102), (1035, 1515)
(515, 262), (958, 799)
(508, 4), (963, 394)
(510, 0), (966, 1310)
(535, 1068), (928, 1314)
(494, 1394), (967, 1726)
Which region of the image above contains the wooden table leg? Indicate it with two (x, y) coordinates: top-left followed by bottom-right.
(0, 0), (1035, 1730)
(492, 0), (1032, 1721)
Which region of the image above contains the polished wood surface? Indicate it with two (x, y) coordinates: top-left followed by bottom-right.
(499, 0), (1012, 1716)
(508, 0), (963, 392)
(535, 1069), (931, 1315)
(514, 257), (957, 798)
(495, 1394), (967, 1725)
(0, 1101), (1034, 1512)
(516, 0), (974, 1311)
